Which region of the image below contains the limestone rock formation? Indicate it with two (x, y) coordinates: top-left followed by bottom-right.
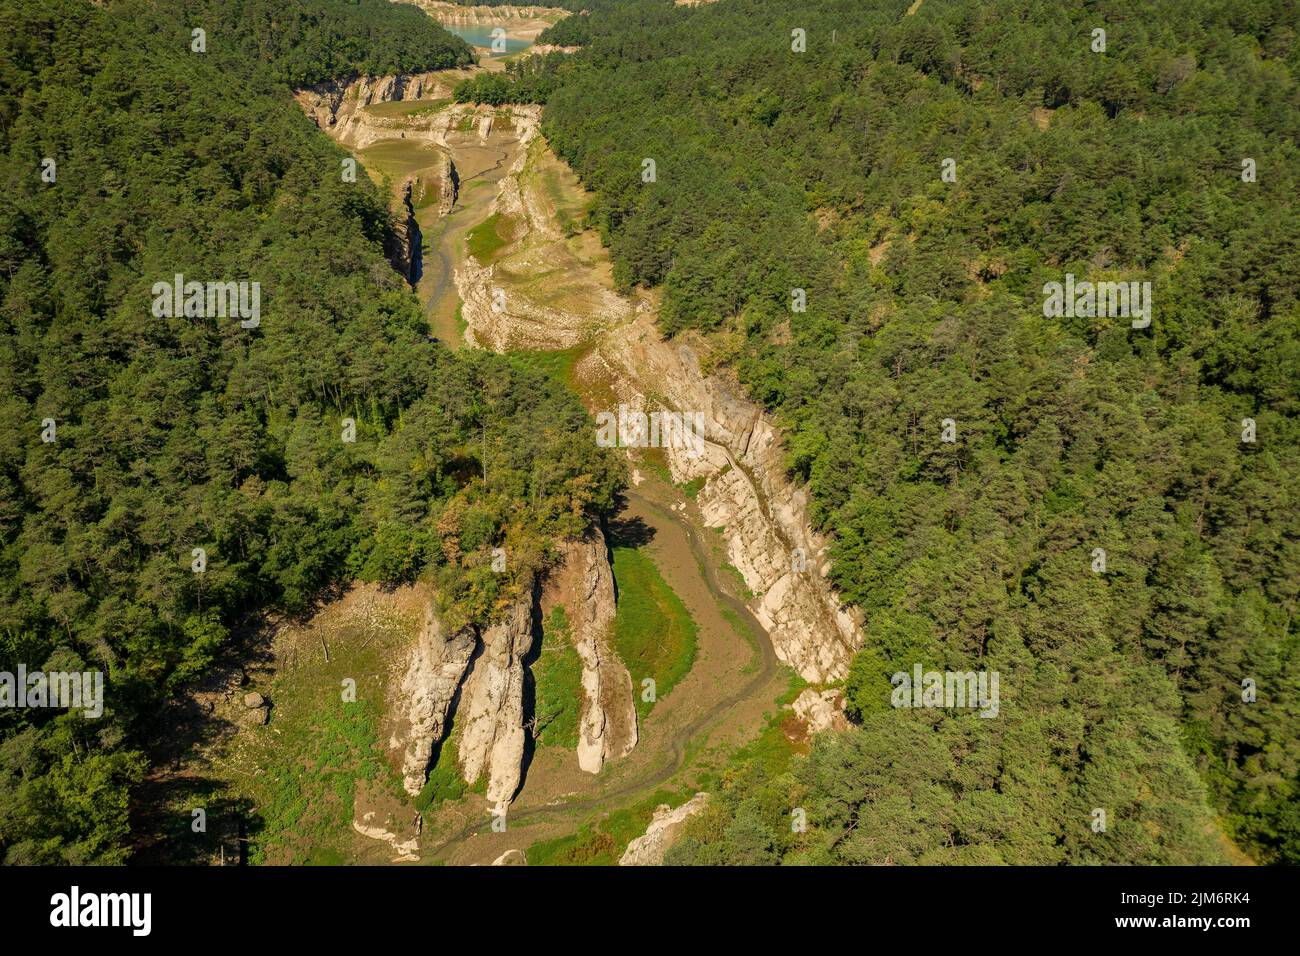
(619, 794), (709, 866)
(294, 71), (458, 148)
(791, 688), (848, 734)
(295, 74), (476, 285)
(390, 607), (477, 797)
(455, 588), (535, 812)
(390, 530), (629, 809)
(385, 178), (423, 285)
(542, 529), (637, 774)
(437, 153), (460, 215)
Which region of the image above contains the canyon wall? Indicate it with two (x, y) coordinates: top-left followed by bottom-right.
(295, 72), (460, 148)
(384, 178), (422, 285)
(595, 317), (864, 682)
(296, 74), (472, 283)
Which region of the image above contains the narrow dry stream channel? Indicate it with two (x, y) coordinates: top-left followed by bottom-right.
(405, 88), (788, 866)
(421, 142), (510, 343)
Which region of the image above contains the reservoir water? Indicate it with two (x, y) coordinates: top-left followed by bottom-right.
(443, 24), (534, 55)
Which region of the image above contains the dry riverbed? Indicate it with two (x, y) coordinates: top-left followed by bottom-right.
(306, 62), (802, 863)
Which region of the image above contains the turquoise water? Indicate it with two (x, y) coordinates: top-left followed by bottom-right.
(443, 24), (534, 55)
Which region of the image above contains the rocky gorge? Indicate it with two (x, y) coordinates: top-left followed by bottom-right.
(293, 45), (856, 861)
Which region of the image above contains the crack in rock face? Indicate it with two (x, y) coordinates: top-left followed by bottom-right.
(455, 591), (535, 813)
(390, 607), (477, 797)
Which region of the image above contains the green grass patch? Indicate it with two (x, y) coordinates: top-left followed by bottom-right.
(720, 604), (762, 673)
(638, 446), (675, 485)
(720, 561), (753, 598)
(531, 607), (583, 750)
(611, 545), (697, 719)
(680, 475), (707, 499)
(356, 139), (444, 178)
(362, 98), (453, 119)
(412, 172), (449, 211)
(504, 345), (584, 392)
(525, 138), (589, 236)
(693, 671), (807, 793)
(221, 605), (417, 865)
(414, 736), (466, 812)
(466, 212), (510, 262)
(248, 696), (391, 865)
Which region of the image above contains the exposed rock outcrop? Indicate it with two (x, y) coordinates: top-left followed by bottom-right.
(438, 153), (460, 215)
(405, 2), (567, 29)
(455, 588), (535, 813)
(491, 848), (527, 865)
(597, 320), (863, 682)
(460, 108), (633, 351)
(353, 812), (420, 862)
(619, 793), (709, 865)
(390, 607), (477, 796)
(294, 71), (459, 148)
(390, 526), (631, 809)
(791, 688), (848, 734)
(385, 178), (423, 285)
(541, 529), (637, 774)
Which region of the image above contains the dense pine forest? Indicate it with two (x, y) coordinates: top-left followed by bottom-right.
(168, 0), (476, 85)
(0, 0), (617, 863)
(524, 0), (1299, 864)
